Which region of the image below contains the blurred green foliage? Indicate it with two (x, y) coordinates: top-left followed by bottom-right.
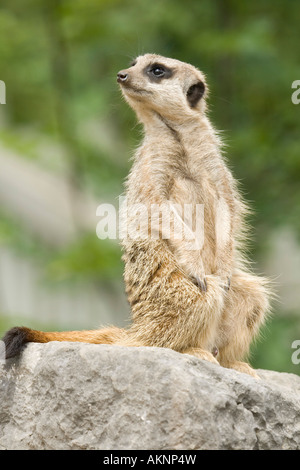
(0, 0), (299, 373)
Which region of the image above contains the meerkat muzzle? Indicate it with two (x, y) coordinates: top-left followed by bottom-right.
(117, 71), (129, 84)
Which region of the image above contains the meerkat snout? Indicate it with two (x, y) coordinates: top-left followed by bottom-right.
(117, 71), (129, 83)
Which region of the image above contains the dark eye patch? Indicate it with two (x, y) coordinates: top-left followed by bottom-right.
(186, 81), (205, 108)
(129, 59), (137, 67)
(143, 63), (174, 82)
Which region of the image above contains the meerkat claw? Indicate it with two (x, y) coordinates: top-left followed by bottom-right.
(191, 275), (207, 292)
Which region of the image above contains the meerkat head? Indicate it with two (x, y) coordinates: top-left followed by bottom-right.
(117, 54), (208, 124)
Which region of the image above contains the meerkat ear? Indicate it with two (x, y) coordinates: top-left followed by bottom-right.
(186, 81), (205, 108)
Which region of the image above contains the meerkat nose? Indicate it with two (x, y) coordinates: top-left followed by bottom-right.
(117, 71), (129, 83)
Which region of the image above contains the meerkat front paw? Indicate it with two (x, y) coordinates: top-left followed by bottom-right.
(191, 273), (231, 293)
(221, 276), (231, 292)
(215, 273), (231, 291)
(191, 274), (207, 292)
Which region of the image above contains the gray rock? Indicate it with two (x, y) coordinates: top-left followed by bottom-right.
(0, 342), (299, 450)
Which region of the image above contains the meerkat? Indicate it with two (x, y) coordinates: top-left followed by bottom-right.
(2, 54), (270, 377)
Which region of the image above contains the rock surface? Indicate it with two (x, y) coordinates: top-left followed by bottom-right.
(0, 342), (299, 450)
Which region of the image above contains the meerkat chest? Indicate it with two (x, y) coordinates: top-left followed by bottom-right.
(168, 162), (239, 252)
(126, 144), (238, 236)
(169, 165), (235, 211)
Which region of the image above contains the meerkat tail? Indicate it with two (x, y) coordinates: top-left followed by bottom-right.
(2, 325), (126, 359)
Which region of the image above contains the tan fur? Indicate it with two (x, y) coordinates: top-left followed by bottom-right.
(3, 54), (271, 377)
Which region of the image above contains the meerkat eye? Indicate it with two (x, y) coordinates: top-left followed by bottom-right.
(150, 65), (165, 77)
(144, 63), (173, 81)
